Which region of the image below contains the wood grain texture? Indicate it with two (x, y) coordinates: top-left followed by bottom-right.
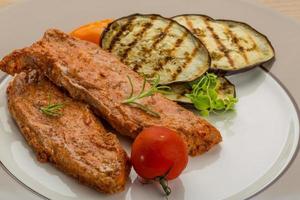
(259, 0), (300, 21)
(0, 0), (20, 7)
(0, 0), (10, 6)
(0, 0), (300, 22)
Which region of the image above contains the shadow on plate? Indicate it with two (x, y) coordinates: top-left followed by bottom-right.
(184, 145), (221, 174)
(10, 134), (132, 200)
(261, 59), (275, 72)
(129, 176), (185, 200)
(207, 110), (237, 137)
(227, 67), (267, 98)
(1, 103), (130, 199)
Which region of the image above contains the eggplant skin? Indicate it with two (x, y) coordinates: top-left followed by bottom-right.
(172, 14), (275, 75)
(164, 76), (236, 104)
(162, 82), (193, 103)
(100, 13), (210, 84)
(217, 76), (236, 99)
(207, 58), (275, 76)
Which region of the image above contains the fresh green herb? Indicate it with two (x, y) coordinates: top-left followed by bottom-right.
(122, 75), (170, 117)
(40, 96), (64, 117)
(186, 73), (238, 116)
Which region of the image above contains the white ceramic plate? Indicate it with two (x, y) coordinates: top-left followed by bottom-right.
(1, 0), (300, 199)
(0, 67), (298, 200)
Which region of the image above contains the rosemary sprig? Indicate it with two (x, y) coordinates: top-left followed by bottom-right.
(40, 96), (64, 117)
(122, 75), (170, 117)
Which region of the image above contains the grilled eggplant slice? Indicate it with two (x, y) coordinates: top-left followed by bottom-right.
(173, 14), (275, 74)
(163, 82), (193, 103)
(100, 14), (210, 84)
(164, 76), (236, 104)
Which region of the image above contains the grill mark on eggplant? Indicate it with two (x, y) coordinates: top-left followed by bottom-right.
(182, 17), (209, 48)
(132, 21), (174, 72)
(153, 53), (172, 71)
(204, 20), (235, 67)
(245, 35), (258, 52)
(154, 31), (188, 73)
(173, 15), (274, 74)
(151, 21), (174, 49)
(119, 18), (156, 62)
(225, 28), (249, 64)
(107, 16), (136, 51)
(171, 67), (183, 80)
(183, 47), (198, 69)
(174, 31), (188, 48)
(102, 15), (210, 84)
(183, 16), (194, 31)
(172, 47), (198, 80)
(132, 64), (142, 71)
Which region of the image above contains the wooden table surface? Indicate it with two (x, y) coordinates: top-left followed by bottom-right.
(259, 0), (300, 21)
(1, 0), (299, 21)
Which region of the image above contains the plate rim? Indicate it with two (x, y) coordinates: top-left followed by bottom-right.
(243, 66), (300, 199)
(0, 66), (299, 200)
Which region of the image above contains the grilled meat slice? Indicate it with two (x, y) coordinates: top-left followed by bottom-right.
(0, 29), (222, 156)
(7, 72), (130, 193)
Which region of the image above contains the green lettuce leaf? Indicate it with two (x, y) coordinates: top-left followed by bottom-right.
(186, 73), (238, 116)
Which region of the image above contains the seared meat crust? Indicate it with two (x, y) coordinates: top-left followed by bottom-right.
(7, 72), (130, 193)
(0, 29), (221, 156)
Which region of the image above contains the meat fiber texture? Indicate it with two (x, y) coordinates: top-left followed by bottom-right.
(0, 29), (222, 156)
(7, 72), (130, 193)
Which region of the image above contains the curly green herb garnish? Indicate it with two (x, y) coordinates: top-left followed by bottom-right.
(122, 75), (170, 118)
(40, 96), (64, 117)
(186, 73), (238, 116)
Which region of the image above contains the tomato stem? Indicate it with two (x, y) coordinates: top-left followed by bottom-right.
(157, 177), (171, 196)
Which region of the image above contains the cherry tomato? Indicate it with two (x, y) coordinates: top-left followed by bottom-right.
(131, 126), (188, 180)
(70, 19), (113, 44)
